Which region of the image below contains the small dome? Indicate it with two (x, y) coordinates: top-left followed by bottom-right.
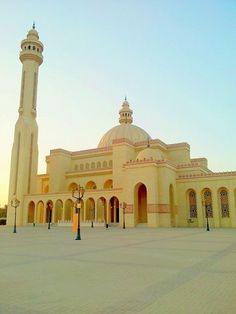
(136, 147), (163, 161)
(98, 98), (151, 148)
(98, 124), (151, 148)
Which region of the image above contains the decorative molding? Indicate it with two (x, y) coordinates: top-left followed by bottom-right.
(112, 138), (134, 146)
(157, 204), (170, 213)
(147, 204), (159, 213)
(178, 171), (236, 180)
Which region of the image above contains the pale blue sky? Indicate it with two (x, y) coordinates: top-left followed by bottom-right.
(0, 0), (235, 204)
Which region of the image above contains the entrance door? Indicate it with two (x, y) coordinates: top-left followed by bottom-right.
(138, 184), (147, 223)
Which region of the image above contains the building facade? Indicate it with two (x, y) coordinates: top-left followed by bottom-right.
(7, 27), (236, 228)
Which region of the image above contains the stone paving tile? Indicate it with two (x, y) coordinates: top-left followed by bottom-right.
(1, 226), (236, 313)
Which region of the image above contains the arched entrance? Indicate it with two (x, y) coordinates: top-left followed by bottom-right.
(55, 199), (63, 223)
(36, 201), (44, 223)
(86, 198), (95, 221)
(45, 200), (53, 223)
(28, 201), (35, 223)
(64, 199), (73, 221)
(135, 183), (147, 224)
(97, 197), (106, 223)
(109, 196), (120, 223)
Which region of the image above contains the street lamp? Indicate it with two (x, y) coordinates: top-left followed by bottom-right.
(46, 201), (52, 230)
(11, 194), (20, 233)
(205, 205), (210, 231)
(122, 202), (127, 229)
(72, 185), (85, 240)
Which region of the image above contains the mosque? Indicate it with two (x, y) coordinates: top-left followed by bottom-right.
(7, 26), (236, 229)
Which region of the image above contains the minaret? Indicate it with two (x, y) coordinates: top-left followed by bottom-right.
(7, 25), (44, 226)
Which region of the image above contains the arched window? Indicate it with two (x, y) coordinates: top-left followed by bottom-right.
(91, 162), (95, 169)
(85, 163), (89, 169)
(189, 190), (197, 218)
(220, 189), (229, 217)
(74, 164), (78, 171)
(204, 189), (213, 218)
(109, 160), (112, 167)
(103, 161), (107, 168)
(80, 164), (84, 170)
(85, 181), (97, 189)
(104, 179), (113, 189)
(68, 182), (78, 191)
(97, 161), (101, 168)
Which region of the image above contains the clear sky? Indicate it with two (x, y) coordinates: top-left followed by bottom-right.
(0, 0), (235, 205)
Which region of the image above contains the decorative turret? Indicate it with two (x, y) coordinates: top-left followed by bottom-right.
(119, 97), (133, 124)
(19, 24), (43, 65)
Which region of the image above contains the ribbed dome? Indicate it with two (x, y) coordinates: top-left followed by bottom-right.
(136, 147), (163, 161)
(98, 123), (151, 148)
(98, 98), (151, 148)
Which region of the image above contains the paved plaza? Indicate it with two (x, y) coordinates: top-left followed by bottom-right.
(1, 225), (236, 314)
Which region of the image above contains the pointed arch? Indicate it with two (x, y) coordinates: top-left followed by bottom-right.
(97, 197), (106, 222)
(68, 182), (78, 191)
(202, 188), (213, 218)
(85, 198), (95, 221)
(55, 199), (63, 222)
(104, 179), (113, 189)
(28, 201), (35, 223)
(218, 188), (230, 218)
(134, 182), (147, 224)
(64, 199), (73, 221)
(187, 189), (197, 219)
(109, 196), (120, 223)
(46, 200), (53, 223)
(36, 200), (44, 223)
(85, 181), (97, 189)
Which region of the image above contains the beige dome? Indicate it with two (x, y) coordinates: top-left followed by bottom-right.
(98, 98), (151, 148)
(98, 123), (151, 148)
(136, 147), (163, 161)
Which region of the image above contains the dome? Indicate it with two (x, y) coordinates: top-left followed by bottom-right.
(98, 123), (151, 148)
(136, 147), (163, 161)
(98, 98), (151, 148)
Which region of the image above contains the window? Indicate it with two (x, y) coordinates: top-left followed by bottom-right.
(189, 190), (197, 218)
(204, 190), (213, 218)
(220, 190), (229, 217)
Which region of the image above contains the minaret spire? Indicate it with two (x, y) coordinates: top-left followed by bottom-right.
(7, 26), (44, 226)
(32, 21), (35, 29)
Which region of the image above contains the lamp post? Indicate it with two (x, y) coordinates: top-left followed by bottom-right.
(72, 185), (85, 240)
(122, 202), (127, 229)
(205, 205), (210, 231)
(11, 194), (20, 233)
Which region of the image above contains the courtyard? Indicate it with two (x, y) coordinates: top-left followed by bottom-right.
(0, 225), (236, 314)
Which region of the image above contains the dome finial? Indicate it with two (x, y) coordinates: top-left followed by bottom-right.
(119, 98), (133, 124)
(32, 21), (35, 29)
